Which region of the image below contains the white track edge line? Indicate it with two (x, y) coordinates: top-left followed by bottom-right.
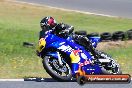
(8, 0), (118, 18)
(0, 79), (24, 81)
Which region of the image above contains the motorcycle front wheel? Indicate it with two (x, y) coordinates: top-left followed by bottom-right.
(42, 56), (72, 81)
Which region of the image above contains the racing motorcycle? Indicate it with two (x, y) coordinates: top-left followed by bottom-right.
(37, 29), (122, 81)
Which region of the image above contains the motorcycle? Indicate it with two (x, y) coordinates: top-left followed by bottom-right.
(37, 29), (122, 81)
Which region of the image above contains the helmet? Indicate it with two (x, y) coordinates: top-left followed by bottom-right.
(40, 16), (57, 30)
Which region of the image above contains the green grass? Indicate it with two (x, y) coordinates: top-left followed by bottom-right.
(0, 1), (132, 78)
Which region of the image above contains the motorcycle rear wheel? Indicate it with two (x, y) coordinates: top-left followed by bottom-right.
(97, 50), (122, 74)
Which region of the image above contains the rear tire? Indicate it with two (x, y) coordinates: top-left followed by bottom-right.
(96, 50), (122, 74)
(112, 31), (125, 41)
(126, 29), (132, 40)
(100, 32), (112, 41)
(87, 32), (99, 37)
(74, 31), (87, 35)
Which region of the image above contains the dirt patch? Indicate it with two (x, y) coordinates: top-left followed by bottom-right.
(97, 40), (132, 50)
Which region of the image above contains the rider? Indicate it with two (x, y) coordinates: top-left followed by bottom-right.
(39, 16), (73, 39)
(38, 16), (99, 59)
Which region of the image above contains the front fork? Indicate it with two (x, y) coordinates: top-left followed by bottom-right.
(57, 52), (63, 66)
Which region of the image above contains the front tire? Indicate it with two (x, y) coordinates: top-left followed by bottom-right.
(42, 56), (72, 81)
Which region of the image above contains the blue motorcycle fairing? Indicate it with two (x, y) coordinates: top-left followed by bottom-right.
(45, 34), (86, 56)
(45, 34), (61, 45)
(66, 36), (85, 50)
(82, 64), (102, 74)
(46, 52), (58, 59)
(45, 35), (93, 62)
(40, 33), (103, 75)
(89, 37), (101, 48)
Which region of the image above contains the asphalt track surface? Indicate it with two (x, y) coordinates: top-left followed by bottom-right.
(18, 0), (132, 18)
(0, 78), (131, 88)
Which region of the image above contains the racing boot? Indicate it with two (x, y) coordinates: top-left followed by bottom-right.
(81, 37), (100, 59)
(73, 34), (100, 59)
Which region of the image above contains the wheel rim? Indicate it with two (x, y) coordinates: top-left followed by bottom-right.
(47, 57), (72, 77)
